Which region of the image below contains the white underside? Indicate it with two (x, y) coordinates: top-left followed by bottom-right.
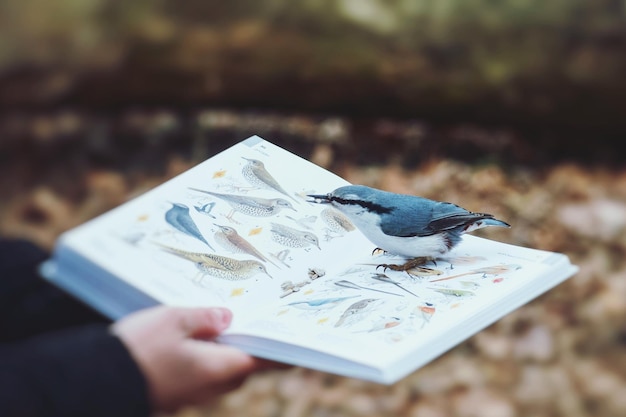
(335, 206), (450, 259)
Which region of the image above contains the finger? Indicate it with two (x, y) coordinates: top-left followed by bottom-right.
(251, 357), (292, 372)
(190, 343), (259, 381)
(178, 307), (233, 339)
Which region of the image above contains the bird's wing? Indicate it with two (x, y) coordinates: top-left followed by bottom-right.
(378, 196), (442, 237)
(201, 254), (237, 270)
(252, 166), (283, 189)
(381, 199), (491, 237)
(428, 211), (497, 232)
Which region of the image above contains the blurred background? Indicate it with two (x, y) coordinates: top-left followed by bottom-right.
(1, 1), (625, 416)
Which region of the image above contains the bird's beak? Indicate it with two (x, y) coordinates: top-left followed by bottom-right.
(307, 194), (331, 204)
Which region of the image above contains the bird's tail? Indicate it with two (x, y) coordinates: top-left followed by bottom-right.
(464, 215), (510, 233)
(151, 241), (207, 263)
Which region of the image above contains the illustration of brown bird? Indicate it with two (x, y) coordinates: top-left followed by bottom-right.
(154, 242), (272, 281)
(241, 157), (298, 202)
(213, 223), (278, 267)
(189, 188), (296, 223)
(269, 222), (320, 250)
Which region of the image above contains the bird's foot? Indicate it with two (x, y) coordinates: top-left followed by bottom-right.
(225, 213), (241, 225)
(405, 265), (444, 278)
(376, 257), (435, 272)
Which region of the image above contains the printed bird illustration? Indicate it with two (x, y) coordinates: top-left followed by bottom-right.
(285, 214), (318, 230)
(334, 280), (404, 297)
(320, 207), (355, 240)
(270, 249), (291, 268)
(193, 201), (216, 219)
(241, 157), (298, 202)
(165, 202), (214, 250)
(308, 185), (510, 271)
(443, 255), (487, 269)
(269, 222), (320, 250)
(411, 302), (436, 329)
(213, 223), (278, 267)
(335, 298), (379, 327)
(429, 263), (522, 283)
(189, 188), (296, 223)
(356, 316), (402, 333)
(431, 288), (475, 297)
(370, 273), (420, 298)
(154, 242), (272, 282)
(287, 295), (360, 310)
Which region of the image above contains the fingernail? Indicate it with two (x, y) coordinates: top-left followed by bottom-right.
(213, 307), (232, 328)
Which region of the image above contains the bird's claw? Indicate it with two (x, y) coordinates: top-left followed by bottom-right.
(375, 257), (435, 272)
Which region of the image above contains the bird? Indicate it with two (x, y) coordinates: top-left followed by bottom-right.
(355, 316), (402, 333)
(411, 302), (436, 329)
(320, 207), (355, 240)
(308, 185), (510, 271)
(154, 242), (272, 281)
(241, 157), (298, 202)
(193, 201), (216, 219)
(370, 273), (420, 298)
(287, 295), (360, 311)
(285, 214), (318, 230)
(335, 298), (379, 327)
(188, 188), (296, 223)
(334, 280), (404, 297)
(213, 223), (278, 267)
(429, 263), (522, 283)
(165, 202), (214, 250)
(269, 222), (320, 250)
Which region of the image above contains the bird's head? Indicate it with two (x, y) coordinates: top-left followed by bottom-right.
(242, 157), (263, 167)
(308, 185), (392, 215)
(168, 201), (188, 210)
(214, 223), (235, 234)
(274, 199), (296, 211)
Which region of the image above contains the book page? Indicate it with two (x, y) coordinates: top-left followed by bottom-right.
(223, 234), (576, 378)
(57, 136), (373, 316)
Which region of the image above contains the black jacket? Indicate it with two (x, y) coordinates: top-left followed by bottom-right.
(0, 238), (150, 417)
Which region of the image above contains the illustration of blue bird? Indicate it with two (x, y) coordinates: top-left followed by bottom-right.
(194, 201), (216, 219)
(287, 295), (360, 310)
(165, 202), (214, 250)
(308, 185), (510, 271)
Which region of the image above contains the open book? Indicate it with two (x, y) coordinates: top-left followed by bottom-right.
(41, 135), (578, 384)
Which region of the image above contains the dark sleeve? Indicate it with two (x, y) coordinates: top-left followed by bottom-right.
(0, 237), (109, 342)
(0, 324), (151, 417)
(0, 238), (151, 416)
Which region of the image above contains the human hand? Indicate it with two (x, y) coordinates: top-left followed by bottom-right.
(111, 306), (273, 413)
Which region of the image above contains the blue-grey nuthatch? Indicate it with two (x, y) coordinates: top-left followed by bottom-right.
(308, 185), (510, 270)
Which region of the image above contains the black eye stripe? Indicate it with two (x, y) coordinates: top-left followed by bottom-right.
(331, 196), (393, 214)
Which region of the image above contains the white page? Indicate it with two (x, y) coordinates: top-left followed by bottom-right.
(221, 235), (576, 375)
(57, 136), (372, 318)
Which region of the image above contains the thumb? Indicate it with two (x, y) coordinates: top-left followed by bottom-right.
(178, 307), (233, 339)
